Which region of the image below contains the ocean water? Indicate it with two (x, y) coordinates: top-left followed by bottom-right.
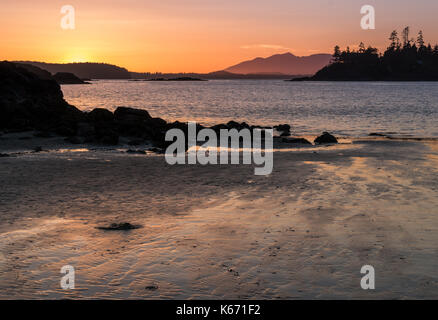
(62, 80), (438, 138)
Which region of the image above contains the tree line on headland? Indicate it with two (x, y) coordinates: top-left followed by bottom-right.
(293, 27), (438, 81)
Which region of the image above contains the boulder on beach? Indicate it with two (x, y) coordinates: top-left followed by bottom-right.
(146, 117), (167, 129)
(114, 106), (152, 121)
(314, 132), (338, 144)
(96, 222), (141, 231)
(281, 137), (312, 145)
(114, 106), (157, 139)
(88, 108), (118, 145)
(87, 108), (114, 123)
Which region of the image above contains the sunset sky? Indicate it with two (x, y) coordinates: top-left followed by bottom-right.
(1, 0), (437, 73)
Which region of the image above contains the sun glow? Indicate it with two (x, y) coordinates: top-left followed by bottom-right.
(62, 52), (92, 63)
(1, 0), (438, 72)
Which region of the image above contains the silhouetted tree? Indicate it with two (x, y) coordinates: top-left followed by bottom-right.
(417, 30), (425, 48)
(319, 26), (438, 80)
(402, 27), (411, 48)
(333, 45), (341, 62)
(389, 30), (400, 50)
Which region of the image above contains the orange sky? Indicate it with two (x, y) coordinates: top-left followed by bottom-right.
(1, 0), (437, 73)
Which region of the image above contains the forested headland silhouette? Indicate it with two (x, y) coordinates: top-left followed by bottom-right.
(293, 27), (438, 81)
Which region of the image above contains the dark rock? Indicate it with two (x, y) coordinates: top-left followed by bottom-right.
(127, 139), (144, 146)
(96, 222), (141, 231)
(280, 131), (291, 137)
(93, 119), (119, 144)
(145, 285), (159, 291)
(114, 107), (151, 121)
(148, 147), (164, 154)
(288, 76), (311, 81)
(226, 121), (250, 130)
(146, 117), (167, 129)
(274, 124), (291, 132)
(166, 121), (188, 131)
(369, 133), (386, 137)
(88, 108), (114, 122)
(53, 72), (88, 84)
(65, 136), (82, 144)
(241, 122), (250, 129)
(314, 132), (338, 144)
(114, 107), (155, 138)
(77, 122), (95, 137)
(0, 62), (85, 133)
(98, 130), (119, 145)
(281, 137), (312, 145)
(33, 131), (53, 138)
(210, 123), (229, 132)
(82, 109), (119, 144)
(0, 153), (10, 157)
(33, 146), (43, 152)
(227, 120), (240, 129)
(126, 149), (146, 155)
(54, 123), (77, 137)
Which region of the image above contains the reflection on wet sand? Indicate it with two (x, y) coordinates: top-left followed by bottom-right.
(0, 139), (437, 299)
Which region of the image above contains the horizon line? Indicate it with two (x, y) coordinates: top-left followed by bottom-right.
(9, 51), (333, 74)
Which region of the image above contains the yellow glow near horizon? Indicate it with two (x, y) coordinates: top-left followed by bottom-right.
(62, 52), (92, 64)
(1, 0), (438, 73)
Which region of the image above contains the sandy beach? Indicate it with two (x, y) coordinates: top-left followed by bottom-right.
(3, 0), (438, 308)
(0, 134), (437, 299)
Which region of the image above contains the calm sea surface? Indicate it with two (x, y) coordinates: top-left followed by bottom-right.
(62, 80), (438, 138)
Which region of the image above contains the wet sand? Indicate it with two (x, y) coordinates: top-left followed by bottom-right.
(0, 137), (437, 299)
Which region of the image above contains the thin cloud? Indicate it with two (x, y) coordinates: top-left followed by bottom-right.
(240, 44), (290, 50)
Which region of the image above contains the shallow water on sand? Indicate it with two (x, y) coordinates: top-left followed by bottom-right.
(1, 141), (437, 299)
(62, 80), (438, 138)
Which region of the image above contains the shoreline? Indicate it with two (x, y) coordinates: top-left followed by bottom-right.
(1, 61), (437, 299)
(1, 129), (437, 155)
(1, 138), (437, 299)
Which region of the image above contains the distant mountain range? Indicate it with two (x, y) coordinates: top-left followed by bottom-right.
(12, 52), (332, 80)
(13, 61), (131, 79)
(224, 52), (332, 75)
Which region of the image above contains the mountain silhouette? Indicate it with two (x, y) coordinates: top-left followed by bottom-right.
(224, 52), (332, 75)
(13, 61), (131, 79)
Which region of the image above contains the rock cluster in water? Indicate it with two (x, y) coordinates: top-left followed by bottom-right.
(314, 132), (338, 144)
(0, 61), (338, 148)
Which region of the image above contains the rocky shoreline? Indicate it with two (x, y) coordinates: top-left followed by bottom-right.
(0, 61), (337, 152)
